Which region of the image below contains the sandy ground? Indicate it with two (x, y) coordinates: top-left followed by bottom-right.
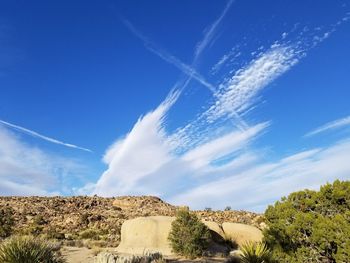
(61, 246), (95, 263)
(61, 246), (231, 263)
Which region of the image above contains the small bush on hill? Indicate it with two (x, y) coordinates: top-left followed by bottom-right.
(264, 180), (350, 262)
(0, 235), (65, 263)
(79, 229), (100, 240)
(224, 206), (232, 211)
(46, 227), (65, 240)
(0, 207), (14, 238)
(168, 209), (211, 258)
(33, 215), (47, 225)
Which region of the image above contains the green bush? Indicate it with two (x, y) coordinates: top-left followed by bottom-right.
(0, 235), (65, 263)
(46, 227), (65, 240)
(0, 207), (14, 238)
(168, 209), (211, 258)
(240, 242), (273, 263)
(79, 229), (100, 240)
(264, 180), (350, 262)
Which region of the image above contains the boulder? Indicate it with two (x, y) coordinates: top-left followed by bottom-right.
(222, 222), (263, 247)
(112, 199), (134, 210)
(116, 216), (175, 255)
(202, 220), (225, 238)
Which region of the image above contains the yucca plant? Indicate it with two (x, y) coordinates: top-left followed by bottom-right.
(0, 235), (65, 263)
(240, 242), (272, 263)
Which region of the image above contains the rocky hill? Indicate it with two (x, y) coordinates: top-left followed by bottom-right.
(0, 196), (264, 246)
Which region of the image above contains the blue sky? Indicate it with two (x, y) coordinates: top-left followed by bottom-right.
(1, 0), (350, 211)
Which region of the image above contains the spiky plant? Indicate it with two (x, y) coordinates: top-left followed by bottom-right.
(240, 242), (272, 263)
(0, 235), (65, 263)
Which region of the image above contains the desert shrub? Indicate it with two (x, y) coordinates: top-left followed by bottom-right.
(264, 180), (350, 262)
(168, 209), (211, 258)
(26, 223), (44, 236)
(0, 207), (14, 238)
(63, 239), (84, 247)
(46, 227), (65, 240)
(222, 236), (238, 251)
(240, 242), (273, 263)
(33, 215), (46, 225)
(0, 235), (65, 263)
(79, 229), (100, 240)
(80, 213), (89, 226)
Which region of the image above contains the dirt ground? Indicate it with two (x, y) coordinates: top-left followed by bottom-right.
(61, 246), (95, 263)
(61, 246), (232, 263)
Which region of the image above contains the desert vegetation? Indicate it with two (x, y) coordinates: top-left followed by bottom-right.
(0, 235), (64, 263)
(264, 180), (350, 262)
(239, 242), (273, 263)
(168, 209), (211, 258)
(0, 180), (349, 262)
(0, 207), (14, 239)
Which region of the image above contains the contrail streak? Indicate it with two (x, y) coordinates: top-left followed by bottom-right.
(194, 0), (234, 60)
(0, 119), (93, 153)
(122, 19), (216, 93)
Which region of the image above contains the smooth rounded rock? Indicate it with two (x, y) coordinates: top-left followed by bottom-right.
(222, 222), (263, 247)
(202, 220), (225, 237)
(116, 216), (175, 255)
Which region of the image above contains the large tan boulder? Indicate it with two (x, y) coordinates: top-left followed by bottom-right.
(116, 216), (175, 255)
(222, 222), (263, 247)
(202, 220), (225, 237)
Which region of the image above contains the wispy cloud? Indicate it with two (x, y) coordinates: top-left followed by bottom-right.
(92, 9), (350, 211)
(0, 126), (88, 195)
(305, 115), (350, 137)
(94, 91), (180, 195)
(0, 120), (92, 152)
(205, 44), (302, 122)
(170, 42), (303, 151)
(211, 45), (241, 75)
(170, 139), (350, 212)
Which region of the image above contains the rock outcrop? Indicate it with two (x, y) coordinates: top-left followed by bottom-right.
(117, 216), (175, 255)
(117, 216), (263, 256)
(0, 196), (264, 245)
(222, 222), (263, 247)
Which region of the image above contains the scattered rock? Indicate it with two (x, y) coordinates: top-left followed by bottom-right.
(0, 196), (264, 246)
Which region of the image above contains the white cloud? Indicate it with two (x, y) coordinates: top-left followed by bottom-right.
(93, 91), (180, 196)
(305, 115), (350, 137)
(93, 14), (350, 212)
(182, 123), (268, 169)
(211, 45), (241, 75)
(205, 44), (301, 122)
(0, 119), (92, 152)
(94, 34), (321, 202)
(0, 126), (88, 195)
(170, 139), (350, 212)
